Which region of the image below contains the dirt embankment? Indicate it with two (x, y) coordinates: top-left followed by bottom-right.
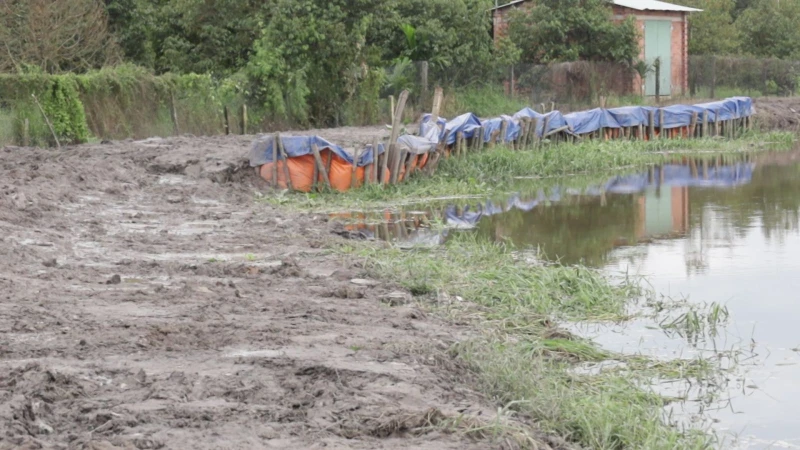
(753, 97), (800, 131)
(0, 135), (574, 450)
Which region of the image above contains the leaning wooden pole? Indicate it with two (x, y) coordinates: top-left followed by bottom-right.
(389, 90), (409, 185)
(31, 94), (60, 149)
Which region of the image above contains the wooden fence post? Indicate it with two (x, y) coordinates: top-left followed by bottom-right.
(170, 92), (179, 136)
(224, 106), (230, 135)
(389, 90), (409, 184)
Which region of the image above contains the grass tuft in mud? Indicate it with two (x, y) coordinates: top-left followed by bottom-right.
(340, 234), (716, 449)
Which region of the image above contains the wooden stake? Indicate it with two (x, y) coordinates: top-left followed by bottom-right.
(311, 144), (331, 190)
(22, 118), (29, 147)
(541, 116), (551, 147)
(404, 152), (415, 179)
(351, 146), (361, 190)
(271, 136), (278, 185)
(658, 109), (665, 139)
(714, 109), (721, 137)
(431, 87), (444, 123)
(169, 92), (179, 136)
(456, 131), (464, 156)
(689, 112), (698, 138)
(499, 121), (508, 146)
(224, 106), (230, 135)
(31, 94), (60, 149)
(702, 111), (709, 138)
(275, 133), (293, 190)
(241, 104), (248, 135)
(648, 109), (655, 140)
(531, 117), (540, 148)
(388, 90), (409, 185)
(390, 95), (396, 125)
(370, 137), (380, 184)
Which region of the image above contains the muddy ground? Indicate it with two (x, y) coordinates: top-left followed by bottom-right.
(0, 133), (578, 450)
(1, 97), (796, 450)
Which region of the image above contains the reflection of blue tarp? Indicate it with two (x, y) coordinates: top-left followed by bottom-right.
(440, 162), (756, 227)
(249, 135), (384, 167)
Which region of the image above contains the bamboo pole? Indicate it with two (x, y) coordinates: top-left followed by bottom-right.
(648, 109), (655, 140)
(531, 117), (540, 148)
(658, 109), (665, 139)
(240, 104), (248, 135)
(311, 144), (331, 190)
(456, 131), (464, 156)
(689, 112), (698, 138)
(715, 109), (721, 136)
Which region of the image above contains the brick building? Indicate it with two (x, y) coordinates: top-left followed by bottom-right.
(492, 0), (701, 97)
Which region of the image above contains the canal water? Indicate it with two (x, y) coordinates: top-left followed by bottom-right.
(334, 151), (800, 449)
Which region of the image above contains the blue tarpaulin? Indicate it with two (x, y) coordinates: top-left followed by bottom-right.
(249, 135), (384, 167)
(423, 97), (752, 144)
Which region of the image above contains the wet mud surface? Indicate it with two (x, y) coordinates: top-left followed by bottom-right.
(0, 135), (561, 449)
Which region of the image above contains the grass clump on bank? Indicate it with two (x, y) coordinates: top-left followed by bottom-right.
(340, 234), (716, 449)
(268, 130), (795, 211)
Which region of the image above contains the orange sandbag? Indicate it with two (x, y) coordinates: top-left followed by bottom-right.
(417, 153), (429, 169)
(259, 154), (316, 192)
(328, 154), (365, 192)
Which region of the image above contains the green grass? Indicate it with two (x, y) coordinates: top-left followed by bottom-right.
(442, 85), (531, 118)
(263, 130), (796, 212)
(0, 108), (13, 147)
(337, 233), (716, 449)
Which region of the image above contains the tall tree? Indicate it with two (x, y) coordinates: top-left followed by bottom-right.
(506, 0), (639, 64)
(0, 0), (119, 73)
(683, 0), (741, 55)
(736, 0), (800, 59)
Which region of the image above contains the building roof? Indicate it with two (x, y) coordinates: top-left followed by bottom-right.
(491, 0), (701, 12)
(612, 0), (701, 12)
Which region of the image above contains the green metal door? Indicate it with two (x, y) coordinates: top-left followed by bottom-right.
(644, 20), (672, 96)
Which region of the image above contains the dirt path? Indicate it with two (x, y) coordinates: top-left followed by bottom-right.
(0, 136), (565, 450)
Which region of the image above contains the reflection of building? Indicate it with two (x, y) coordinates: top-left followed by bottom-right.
(635, 186), (689, 240)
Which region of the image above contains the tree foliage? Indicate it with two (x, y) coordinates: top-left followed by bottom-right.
(506, 0), (639, 64)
